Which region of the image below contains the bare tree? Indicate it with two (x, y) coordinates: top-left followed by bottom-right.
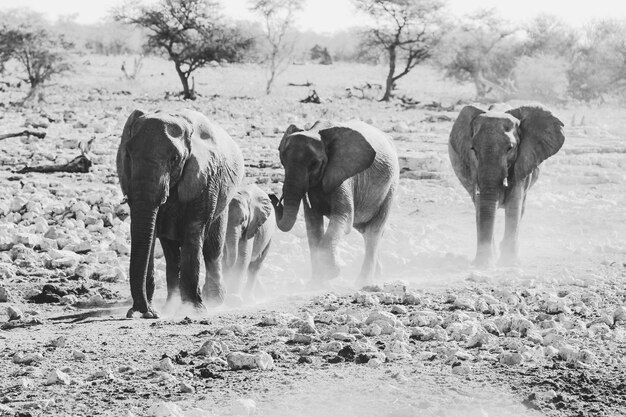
(356, 0), (446, 101)
(435, 9), (520, 99)
(115, 0), (253, 100)
(250, 0), (304, 95)
(0, 24), (72, 103)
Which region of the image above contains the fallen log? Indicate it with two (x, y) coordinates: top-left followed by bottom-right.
(16, 154), (92, 174)
(0, 129), (46, 140)
(288, 80), (313, 87)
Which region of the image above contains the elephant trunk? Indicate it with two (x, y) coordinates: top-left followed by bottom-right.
(129, 201), (159, 310)
(276, 178), (306, 232)
(475, 187), (499, 263)
(224, 228), (240, 269)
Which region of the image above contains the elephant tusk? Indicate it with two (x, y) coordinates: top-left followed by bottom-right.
(474, 186), (480, 196)
(278, 195), (284, 205)
(503, 178), (508, 188)
(121, 195), (128, 204)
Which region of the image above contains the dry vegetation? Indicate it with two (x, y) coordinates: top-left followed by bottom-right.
(0, 48), (625, 417)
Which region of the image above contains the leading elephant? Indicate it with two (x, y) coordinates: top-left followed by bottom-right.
(270, 120), (399, 284)
(117, 109), (244, 318)
(448, 104), (565, 267)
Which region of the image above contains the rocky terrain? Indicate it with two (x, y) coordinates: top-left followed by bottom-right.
(0, 57), (625, 416)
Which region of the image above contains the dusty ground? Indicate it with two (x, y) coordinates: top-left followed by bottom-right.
(0, 57), (625, 417)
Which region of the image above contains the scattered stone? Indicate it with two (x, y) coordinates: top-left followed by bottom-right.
(451, 362), (471, 375)
(614, 306), (626, 323)
(179, 381), (194, 393)
(72, 350), (86, 361)
(390, 305), (408, 315)
(330, 332), (356, 342)
(226, 351), (274, 371)
(231, 398), (256, 416)
(499, 352), (523, 366)
(50, 336), (66, 347)
(147, 401), (184, 417)
(7, 305), (23, 321)
(196, 340), (227, 357)
(367, 358), (383, 368)
(291, 333), (314, 344)
(298, 356), (313, 364)
(13, 352), (43, 365)
(46, 369), (71, 385)
(157, 357), (175, 373)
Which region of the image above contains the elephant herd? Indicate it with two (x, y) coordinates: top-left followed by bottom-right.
(117, 104), (565, 318)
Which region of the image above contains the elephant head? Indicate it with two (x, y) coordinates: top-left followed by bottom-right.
(449, 104), (565, 263)
(224, 186), (272, 268)
(273, 121), (376, 232)
(117, 109), (206, 314)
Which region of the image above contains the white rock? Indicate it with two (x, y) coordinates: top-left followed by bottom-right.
(50, 336), (66, 347)
(179, 381), (194, 393)
(148, 401), (185, 417)
(363, 323), (382, 337)
(46, 369), (71, 385)
(60, 295), (78, 305)
(13, 352), (43, 364)
(227, 351), (274, 371)
(365, 310), (398, 326)
(321, 341), (343, 352)
(156, 357), (175, 373)
(614, 306), (626, 322)
(499, 352), (523, 366)
(7, 305), (23, 321)
(466, 331), (491, 348)
(0, 287), (11, 302)
(196, 340), (227, 357)
(451, 363), (471, 375)
(367, 358), (383, 368)
(231, 398), (256, 416)
(72, 350), (86, 361)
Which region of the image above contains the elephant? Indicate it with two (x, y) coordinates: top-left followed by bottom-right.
(448, 104), (565, 267)
(117, 109), (244, 318)
(223, 184), (275, 300)
(270, 119), (399, 284)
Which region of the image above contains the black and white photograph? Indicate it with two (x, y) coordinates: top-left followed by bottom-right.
(0, 0), (625, 415)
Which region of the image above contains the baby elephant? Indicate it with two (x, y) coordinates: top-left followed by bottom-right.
(223, 184), (275, 300)
(449, 104), (565, 267)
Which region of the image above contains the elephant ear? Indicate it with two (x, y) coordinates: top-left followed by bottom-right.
(116, 109), (145, 197)
(448, 105), (485, 192)
(245, 190), (272, 240)
(506, 105), (565, 181)
(319, 126), (376, 193)
(279, 124), (303, 152)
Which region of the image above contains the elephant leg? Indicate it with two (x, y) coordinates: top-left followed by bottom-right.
(358, 190), (392, 284)
(303, 197), (324, 277)
(179, 221), (206, 310)
(227, 238), (252, 295)
(160, 238), (181, 308)
(244, 241), (271, 301)
(499, 186), (524, 266)
(202, 213), (227, 307)
(145, 238), (157, 308)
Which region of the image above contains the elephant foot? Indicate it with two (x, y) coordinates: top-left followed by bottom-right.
(202, 282), (225, 308)
(497, 255), (520, 268)
(472, 255), (495, 269)
(224, 293), (244, 307)
(126, 305), (160, 319)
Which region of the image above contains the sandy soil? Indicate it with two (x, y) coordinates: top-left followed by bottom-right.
(0, 58), (625, 417)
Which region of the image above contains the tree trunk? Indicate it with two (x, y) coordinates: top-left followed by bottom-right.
(381, 46), (397, 102)
(174, 63), (195, 100)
